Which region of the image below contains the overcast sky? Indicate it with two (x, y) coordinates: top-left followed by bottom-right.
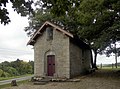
(0, 3), (34, 63)
(0, 3), (119, 64)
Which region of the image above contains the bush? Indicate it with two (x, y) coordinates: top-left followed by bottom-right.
(6, 67), (20, 76)
(0, 69), (4, 77)
(1, 72), (10, 77)
(0, 59), (34, 77)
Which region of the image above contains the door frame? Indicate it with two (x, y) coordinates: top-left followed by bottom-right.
(47, 55), (55, 76)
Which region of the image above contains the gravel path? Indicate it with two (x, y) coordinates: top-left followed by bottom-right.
(3, 69), (120, 89)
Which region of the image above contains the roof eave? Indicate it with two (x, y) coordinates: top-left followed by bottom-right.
(27, 21), (74, 45)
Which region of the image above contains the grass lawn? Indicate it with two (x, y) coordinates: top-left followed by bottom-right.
(1, 69), (120, 89)
(91, 68), (120, 79)
(98, 66), (120, 70)
(97, 64), (120, 70)
(0, 74), (32, 81)
(0, 80), (30, 89)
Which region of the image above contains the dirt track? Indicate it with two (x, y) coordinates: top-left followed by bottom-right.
(3, 69), (120, 89)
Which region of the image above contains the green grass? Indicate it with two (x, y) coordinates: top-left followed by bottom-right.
(0, 83), (11, 89)
(98, 66), (120, 70)
(0, 74), (32, 81)
(89, 69), (120, 80)
(0, 80), (30, 89)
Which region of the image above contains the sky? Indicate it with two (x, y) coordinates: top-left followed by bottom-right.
(0, 3), (120, 64)
(0, 3), (34, 63)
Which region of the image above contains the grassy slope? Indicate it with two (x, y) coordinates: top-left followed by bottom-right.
(89, 69), (120, 81)
(0, 74), (32, 81)
(0, 80), (30, 89)
(1, 68), (120, 89)
(98, 66), (120, 70)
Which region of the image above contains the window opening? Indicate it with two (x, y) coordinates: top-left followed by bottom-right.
(46, 27), (53, 40)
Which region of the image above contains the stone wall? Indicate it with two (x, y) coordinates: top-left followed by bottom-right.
(69, 42), (82, 78)
(82, 49), (91, 73)
(34, 27), (70, 78)
(69, 42), (91, 78)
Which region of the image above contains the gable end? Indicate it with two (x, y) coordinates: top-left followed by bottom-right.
(27, 21), (73, 45)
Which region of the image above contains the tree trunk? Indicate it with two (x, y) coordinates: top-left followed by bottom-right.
(114, 43), (117, 68)
(90, 49), (94, 68)
(115, 52), (117, 68)
(93, 50), (98, 69)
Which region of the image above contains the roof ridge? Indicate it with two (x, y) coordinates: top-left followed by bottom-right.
(27, 21), (73, 45)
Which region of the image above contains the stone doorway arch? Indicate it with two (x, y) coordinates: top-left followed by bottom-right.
(44, 50), (56, 76)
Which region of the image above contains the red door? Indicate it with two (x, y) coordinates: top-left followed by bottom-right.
(47, 55), (55, 76)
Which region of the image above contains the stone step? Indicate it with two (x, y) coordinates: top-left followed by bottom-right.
(39, 78), (51, 82)
(34, 81), (47, 85)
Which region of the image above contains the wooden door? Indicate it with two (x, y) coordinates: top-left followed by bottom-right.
(47, 55), (55, 76)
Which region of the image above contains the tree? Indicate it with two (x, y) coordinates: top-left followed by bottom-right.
(25, 9), (54, 36)
(76, 0), (120, 68)
(0, 59), (34, 77)
(0, 69), (4, 77)
(6, 67), (19, 76)
(0, 0), (33, 25)
(1, 72), (10, 77)
(10, 59), (33, 75)
(103, 42), (120, 68)
(28, 60), (34, 73)
(25, 0), (120, 69)
(19, 61), (32, 74)
(0, 61), (10, 71)
(24, 0), (98, 68)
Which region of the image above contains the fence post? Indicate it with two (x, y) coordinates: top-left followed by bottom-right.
(100, 63), (102, 69)
(112, 63), (114, 69)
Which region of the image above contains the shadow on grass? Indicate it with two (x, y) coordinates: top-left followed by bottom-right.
(88, 69), (120, 79)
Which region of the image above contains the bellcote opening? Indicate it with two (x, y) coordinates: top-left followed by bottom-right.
(46, 27), (53, 41)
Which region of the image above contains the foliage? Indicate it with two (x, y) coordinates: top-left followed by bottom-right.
(0, 69), (3, 77)
(76, 0), (119, 68)
(5, 67), (19, 76)
(0, 59), (34, 77)
(104, 43), (120, 57)
(1, 72), (10, 77)
(18, 61), (32, 75)
(0, 0), (34, 25)
(28, 60), (34, 74)
(25, 0), (120, 68)
(25, 9), (54, 36)
(0, 0), (120, 68)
